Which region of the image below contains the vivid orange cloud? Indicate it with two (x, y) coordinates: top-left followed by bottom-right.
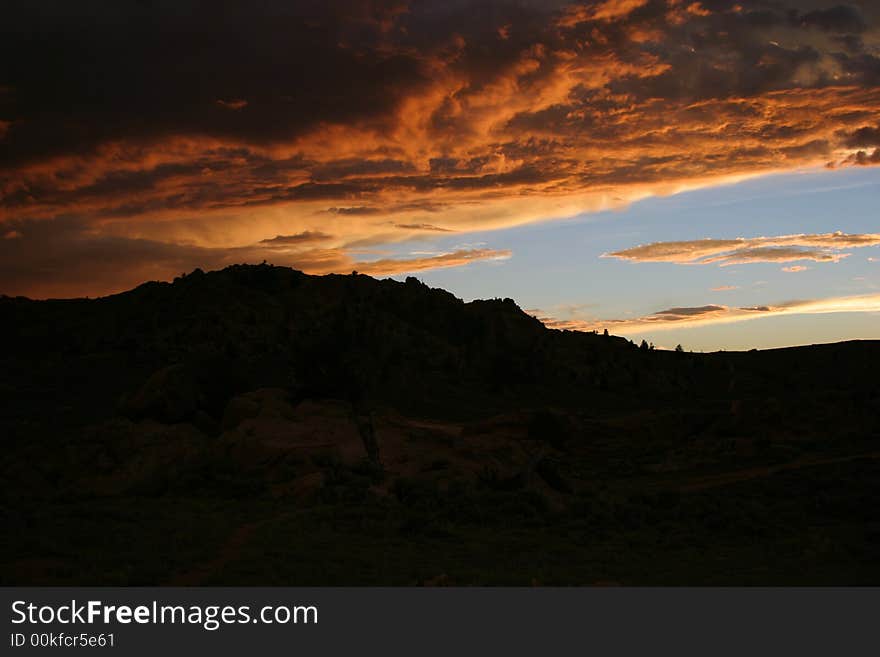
(353, 249), (511, 276)
(2, 1), (880, 297)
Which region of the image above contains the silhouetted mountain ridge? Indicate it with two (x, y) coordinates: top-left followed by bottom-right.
(2, 264), (879, 585)
(2, 264), (632, 422)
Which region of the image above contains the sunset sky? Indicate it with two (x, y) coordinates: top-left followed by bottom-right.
(2, 0), (879, 349)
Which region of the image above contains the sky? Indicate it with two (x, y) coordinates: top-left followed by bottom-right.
(1, 0), (879, 350)
(384, 165), (880, 350)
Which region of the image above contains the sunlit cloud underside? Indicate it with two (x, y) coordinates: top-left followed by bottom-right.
(2, 1), (880, 298)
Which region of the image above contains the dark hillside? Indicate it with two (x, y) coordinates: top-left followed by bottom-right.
(2, 264), (879, 584)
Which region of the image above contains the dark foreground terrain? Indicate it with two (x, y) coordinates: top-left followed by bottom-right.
(2, 264), (879, 585)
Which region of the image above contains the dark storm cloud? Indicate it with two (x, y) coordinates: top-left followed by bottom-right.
(2, 0), (880, 297)
(0, 0), (432, 165)
(834, 52), (880, 85)
(839, 124), (880, 147)
(800, 5), (867, 33)
(0, 1), (868, 169)
(845, 147), (880, 165)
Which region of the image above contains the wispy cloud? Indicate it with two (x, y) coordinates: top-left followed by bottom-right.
(393, 223), (456, 233)
(258, 231), (333, 246)
(534, 293), (880, 334)
(353, 249), (511, 275)
(605, 232), (880, 267)
(710, 285), (739, 291)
